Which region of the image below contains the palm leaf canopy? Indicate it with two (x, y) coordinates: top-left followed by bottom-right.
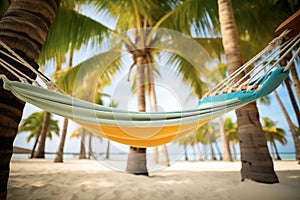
(53, 48), (122, 98)
(262, 117), (287, 145)
(39, 3), (112, 65)
(18, 111), (60, 142)
(89, 0), (218, 34)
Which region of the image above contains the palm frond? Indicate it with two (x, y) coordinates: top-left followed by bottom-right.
(54, 49), (123, 97)
(39, 6), (112, 65)
(159, 0), (219, 36)
(18, 111), (60, 142)
(0, 0), (12, 18)
(232, 0), (290, 53)
(162, 52), (208, 99)
(193, 37), (260, 63)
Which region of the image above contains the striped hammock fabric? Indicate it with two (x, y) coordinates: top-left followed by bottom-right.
(3, 67), (289, 147)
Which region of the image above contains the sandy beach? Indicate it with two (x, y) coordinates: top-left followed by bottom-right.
(7, 158), (300, 200)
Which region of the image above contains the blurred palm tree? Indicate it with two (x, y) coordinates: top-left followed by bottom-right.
(70, 127), (103, 159)
(262, 117), (287, 160)
(196, 123), (219, 160)
(18, 111), (60, 158)
(224, 118), (239, 160)
(273, 90), (300, 161)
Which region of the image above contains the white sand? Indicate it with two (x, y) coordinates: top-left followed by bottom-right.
(8, 158), (300, 200)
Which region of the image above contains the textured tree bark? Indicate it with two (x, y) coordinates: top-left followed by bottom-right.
(218, 0), (278, 183)
(0, 0), (60, 198)
(236, 102), (278, 183)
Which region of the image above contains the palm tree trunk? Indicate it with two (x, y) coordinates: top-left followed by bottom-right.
(237, 102), (278, 182)
(153, 146), (159, 164)
(126, 55), (148, 175)
(274, 90), (300, 162)
(290, 64), (300, 103)
(0, 0), (59, 198)
(269, 141), (275, 160)
(54, 118), (68, 163)
(209, 142), (217, 160)
(34, 112), (51, 158)
(88, 133), (92, 159)
(183, 144), (189, 161)
(214, 142), (223, 160)
(30, 132), (41, 158)
(273, 141), (282, 160)
(106, 140), (110, 159)
(80, 128), (86, 159)
(162, 145), (170, 166)
(218, 0), (278, 183)
(196, 143), (203, 161)
(231, 143), (237, 160)
(192, 145), (197, 160)
(219, 117), (233, 161)
(284, 77), (300, 128)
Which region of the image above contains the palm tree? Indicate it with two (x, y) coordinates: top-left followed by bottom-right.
(275, 0), (300, 104)
(54, 51), (73, 163)
(70, 127), (103, 159)
(224, 118), (239, 160)
(274, 90), (300, 161)
(283, 77), (300, 128)
(194, 124), (211, 160)
(206, 124), (219, 160)
(70, 127), (87, 159)
(290, 64), (300, 103)
(176, 133), (193, 161)
(218, 0), (280, 183)
(18, 111), (60, 158)
(195, 123), (219, 160)
(207, 63), (232, 161)
(69, 0), (219, 175)
(262, 117), (287, 160)
(33, 112), (52, 158)
(0, 0), (60, 197)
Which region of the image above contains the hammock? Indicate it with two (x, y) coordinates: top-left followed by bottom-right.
(0, 29), (299, 147)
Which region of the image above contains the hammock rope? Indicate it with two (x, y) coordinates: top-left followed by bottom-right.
(0, 29), (298, 147)
(205, 30), (300, 97)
